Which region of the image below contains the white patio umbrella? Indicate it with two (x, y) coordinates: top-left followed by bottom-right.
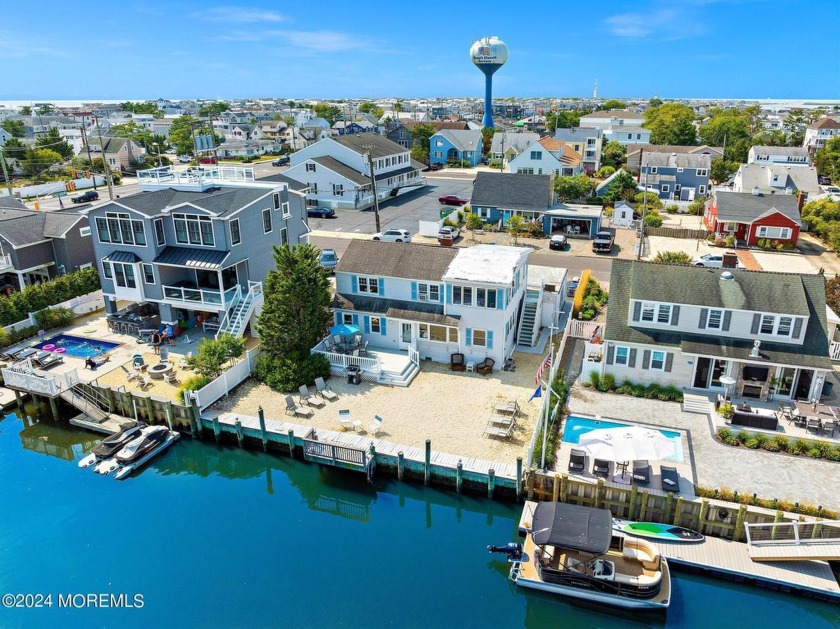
(577, 425), (676, 462)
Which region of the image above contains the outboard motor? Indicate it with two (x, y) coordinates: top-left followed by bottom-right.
(487, 542), (524, 561)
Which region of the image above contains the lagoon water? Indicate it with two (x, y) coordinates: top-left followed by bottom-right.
(1, 413), (838, 629)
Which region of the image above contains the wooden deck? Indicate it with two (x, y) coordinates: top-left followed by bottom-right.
(748, 542), (840, 562)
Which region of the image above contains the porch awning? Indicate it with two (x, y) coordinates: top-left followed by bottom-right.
(334, 294), (461, 326)
(153, 246), (230, 269)
(681, 337), (832, 370)
(103, 251), (141, 264)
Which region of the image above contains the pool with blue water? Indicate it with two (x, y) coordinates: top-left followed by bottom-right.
(34, 334), (120, 359)
(563, 415), (685, 463)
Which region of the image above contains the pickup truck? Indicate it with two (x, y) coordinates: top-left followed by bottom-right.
(592, 231), (614, 253)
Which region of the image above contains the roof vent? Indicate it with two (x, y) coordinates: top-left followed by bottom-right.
(720, 271), (734, 281)
(751, 186), (761, 196)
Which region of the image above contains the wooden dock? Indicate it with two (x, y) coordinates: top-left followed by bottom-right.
(748, 542), (840, 562)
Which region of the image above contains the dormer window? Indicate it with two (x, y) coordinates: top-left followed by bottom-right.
(706, 309), (723, 330)
(657, 304), (672, 323)
(641, 302), (655, 322)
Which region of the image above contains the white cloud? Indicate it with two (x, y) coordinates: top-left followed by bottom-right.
(605, 8), (705, 39)
(217, 29), (385, 54)
(200, 6), (289, 23)
(0, 32), (67, 58)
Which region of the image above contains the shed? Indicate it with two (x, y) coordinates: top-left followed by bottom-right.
(542, 204), (604, 238)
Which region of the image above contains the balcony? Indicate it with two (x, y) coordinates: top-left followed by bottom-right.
(162, 283), (239, 308)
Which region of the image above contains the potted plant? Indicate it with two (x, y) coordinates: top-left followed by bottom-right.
(719, 402), (734, 421)
(766, 376), (783, 401)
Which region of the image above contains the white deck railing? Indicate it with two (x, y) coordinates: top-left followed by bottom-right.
(568, 320), (601, 340)
(745, 519), (840, 546)
(187, 346), (261, 411)
(163, 284), (238, 308)
(1, 365), (80, 397)
(830, 341), (840, 361)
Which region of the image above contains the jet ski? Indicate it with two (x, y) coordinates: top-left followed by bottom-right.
(79, 422), (146, 468)
(115, 426), (169, 464)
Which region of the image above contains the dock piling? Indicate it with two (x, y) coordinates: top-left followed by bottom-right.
(517, 458), (524, 502)
(288, 430), (295, 457)
(258, 406), (267, 452)
(424, 439), (431, 486)
(48, 397), (59, 421)
(487, 468), (495, 499)
(212, 416), (221, 444)
(235, 418), (243, 447)
(456, 459), (463, 493)
(397, 451), (405, 481)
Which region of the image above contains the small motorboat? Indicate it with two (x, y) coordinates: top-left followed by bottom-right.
(79, 422), (146, 468)
(613, 519), (704, 543)
(114, 430), (180, 480)
(93, 457), (120, 475)
(115, 426), (169, 464)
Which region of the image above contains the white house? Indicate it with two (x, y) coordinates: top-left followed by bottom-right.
(507, 137), (582, 176)
(578, 110), (649, 145)
(803, 117), (840, 154)
(748, 145), (810, 166)
(283, 135), (424, 209)
(732, 163), (820, 197)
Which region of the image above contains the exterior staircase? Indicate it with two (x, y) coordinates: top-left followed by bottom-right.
(377, 361), (419, 387)
(682, 393), (712, 415)
(59, 382), (111, 423)
(216, 281), (263, 339)
(517, 289), (541, 347)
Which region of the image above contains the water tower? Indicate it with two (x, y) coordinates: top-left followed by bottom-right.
(470, 36), (509, 129)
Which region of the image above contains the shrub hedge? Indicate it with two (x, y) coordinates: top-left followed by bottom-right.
(694, 483), (838, 519)
(0, 268), (100, 327)
(584, 374), (683, 402)
(716, 427), (840, 462)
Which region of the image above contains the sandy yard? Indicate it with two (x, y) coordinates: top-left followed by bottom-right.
(211, 350), (551, 465)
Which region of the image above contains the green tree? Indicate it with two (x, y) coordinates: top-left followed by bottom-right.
(167, 115), (215, 156)
(602, 170), (637, 204)
(598, 99), (627, 110)
(554, 174), (594, 202)
(21, 147), (62, 179)
(481, 127), (495, 157)
(35, 104), (54, 115)
(814, 136), (840, 183)
(652, 251), (693, 265)
(466, 212), (483, 241)
(1, 137), (26, 160)
(312, 103), (342, 125)
(643, 103), (697, 145)
(19, 105), (32, 116)
(687, 197), (707, 215)
(760, 130), (788, 147)
(648, 97), (663, 108)
(506, 215), (526, 245)
(187, 334), (245, 379)
(411, 144), (429, 164)
(34, 127), (74, 160)
(197, 102), (231, 118)
(109, 121), (153, 148)
(394, 101), (404, 113)
(825, 276), (840, 316)
(596, 165), (615, 178)
(358, 102), (384, 119)
(710, 156), (738, 184)
(699, 109), (752, 162)
(121, 101), (161, 115)
(409, 122), (436, 161)
(2, 119), (25, 138)
(601, 140), (627, 168)
(282, 115), (295, 126)
(801, 198), (840, 250)
(255, 244), (332, 392)
(633, 191), (663, 210)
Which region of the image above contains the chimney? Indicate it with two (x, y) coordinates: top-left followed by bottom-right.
(785, 186), (792, 195)
(751, 186), (761, 196)
(798, 191), (806, 211)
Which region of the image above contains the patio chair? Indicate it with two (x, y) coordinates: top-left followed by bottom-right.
(338, 409), (356, 432)
(164, 370), (178, 385)
(777, 402), (794, 423)
(178, 352), (193, 369)
(806, 417), (821, 433)
(660, 466), (681, 493)
(315, 377), (338, 401)
(476, 357), (495, 376)
(120, 365), (139, 382)
(822, 420), (838, 437)
(324, 339), (336, 352)
(299, 384), (325, 408)
(632, 460), (651, 486)
(34, 353), (63, 370)
(568, 449), (586, 473)
(368, 415), (383, 437)
(593, 459), (611, 478)
(450, 352), (465, 372)
(285, 395), (314, 418)
(137, 375), (151, 390)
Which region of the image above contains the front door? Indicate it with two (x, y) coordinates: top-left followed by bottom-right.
(794, 369), (814, 400)
(693, 357), (712, 389)
(399, 322), (413, 350)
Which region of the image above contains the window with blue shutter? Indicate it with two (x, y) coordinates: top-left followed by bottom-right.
(496, 289), (504, 310)
(351, 275), (358, 294)
(334, 312), (340, 325)
(446, 284), (453, 304)
(380, 318), (387, 335)
(487, 331), (494, 349)
(378, 278), (385, 296)
(363, 316), (370, 333)
(411, 282), (418, 300)
(465, 329), (472, 346)
(352, 314), (358, 326)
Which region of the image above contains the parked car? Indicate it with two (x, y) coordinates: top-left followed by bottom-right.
(818, 175), (832, 185)
(199, 156), (217, 164)
(692, 253), (725, 267)
(372, 229), (412, 243)
(272, 155), (290, 166)
(307, 207), (335, 218)
(549, 234), (567, 251)
(71, 190), (99, 204)
(438, 195), (468, 206)
(592, 231), (614, 254)
(319, 248), (339, 273)
(823, 186), (840, 195)
(178, 155), (192, 163)
(165, 148), (177, 155)
(438, 226), (461, 240)
(428, 163), (443, 171)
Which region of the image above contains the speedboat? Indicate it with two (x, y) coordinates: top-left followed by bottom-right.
(115, 426), (169, 464)
(489, 502), (671, 611)
(79, 422), (146, 468)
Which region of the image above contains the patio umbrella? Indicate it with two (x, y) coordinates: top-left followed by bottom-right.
(329, 324), (361, 336)
(577, 425), (676, 462)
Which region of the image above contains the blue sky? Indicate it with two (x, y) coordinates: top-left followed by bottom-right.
(2, 0), (838, 100)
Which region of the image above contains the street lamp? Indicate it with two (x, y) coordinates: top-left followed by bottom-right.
(152, 142), (162, 167)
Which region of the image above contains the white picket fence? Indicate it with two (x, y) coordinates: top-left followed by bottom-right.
(186, 346), (261, 411)
(2, 290), (103, 335)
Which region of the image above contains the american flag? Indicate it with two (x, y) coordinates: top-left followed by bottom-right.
(535, 352), (552, 385)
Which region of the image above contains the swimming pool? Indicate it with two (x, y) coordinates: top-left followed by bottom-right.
(35, 334), (120, 359)
(563, 415), (684, 463)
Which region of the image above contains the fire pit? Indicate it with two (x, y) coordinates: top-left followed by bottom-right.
(148, 362), (173, 379)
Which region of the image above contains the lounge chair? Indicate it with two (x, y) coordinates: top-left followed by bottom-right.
(368, 415), (383, 437)
(285, 395), (314, 418)
(568, 449), (586, 473)
(315, 376), (338, 401)
(34, 353), (63, 370)
(164, 370), (178, 385)
(299, 384), (325, 408)
(137, 375), (151, 390)
(632, 460), (651, 485)
(338, 409), (356, 431)
(495, 400), (520, 416)
(660, 466), (681, 493)
(476, 357), (495, 376)
(120, 365), (139, 381)
(178, 352), (193, 369)
(593, 459), (611, 478)
(450, 352), (465, 372)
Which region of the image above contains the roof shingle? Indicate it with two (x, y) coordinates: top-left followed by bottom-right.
(336, 240), (458, 282)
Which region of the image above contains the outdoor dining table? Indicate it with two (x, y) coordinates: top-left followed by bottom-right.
(794, 401), (838, 435)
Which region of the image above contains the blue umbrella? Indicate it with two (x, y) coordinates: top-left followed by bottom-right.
(329, 324), (361, 336)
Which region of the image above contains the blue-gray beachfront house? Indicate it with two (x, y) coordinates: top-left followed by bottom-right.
(640, 152), (711, 201)
(83, 166), (310, 338)
(429, 130), (484, 167)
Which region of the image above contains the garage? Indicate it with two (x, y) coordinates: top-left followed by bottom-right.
(542, 204), (604, 238)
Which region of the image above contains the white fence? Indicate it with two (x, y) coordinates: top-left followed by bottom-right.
(1, 364), (80, 396)
(568, 319), (601, 340)
(186, 346), (261, 411)
(15, 176), (106, 200)
(2, 290), (103, 335)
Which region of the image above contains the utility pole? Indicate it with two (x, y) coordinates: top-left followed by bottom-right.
(363, 147), (381, 232)
(637, 170), (648, 261)
(0, 145), (12, 196)
(94, 117), (115, 200)
(81, 125), (97, 190)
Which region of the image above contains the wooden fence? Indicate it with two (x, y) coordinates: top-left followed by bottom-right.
(525, 469), (828, 543)
(644, 226), (711, 240)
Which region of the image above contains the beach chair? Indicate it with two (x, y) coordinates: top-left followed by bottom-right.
(120, 365), (139, 382)
(299, 384), (325, 408)
(285, 395), (313, 418)
(660, 466), (681, 493)
(338, 409), (356, 432)
(568, 449), (586, 473)
(315, 377), (338, 401)
(495, 400), (519, 416)
(34, 353), (63, 370)
(593, 459), (611, 478)
(164, 370), (178, 385)
(368, 415), (383, 437)
(632, 460), (651, 486)
(476, 357), (495, 376)
(178, 351), (193, 369)
(137, 375), (151, 390)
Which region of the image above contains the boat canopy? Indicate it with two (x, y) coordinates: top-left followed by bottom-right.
(531, 502), (612, 554)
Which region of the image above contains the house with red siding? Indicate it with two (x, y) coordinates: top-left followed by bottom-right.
(703, 190), (801, 247)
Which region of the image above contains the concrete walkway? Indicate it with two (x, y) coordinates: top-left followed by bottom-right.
(567, 385), (840, 511)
